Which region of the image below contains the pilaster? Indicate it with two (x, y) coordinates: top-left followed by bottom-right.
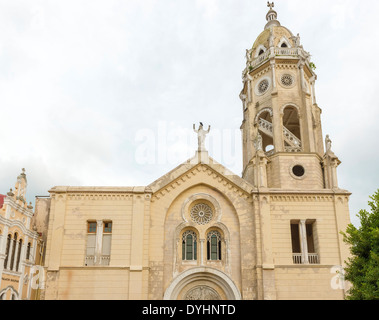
(258, 195), (276, 300)
(47, 193), (67, 271)
(129, 191), (150, 299)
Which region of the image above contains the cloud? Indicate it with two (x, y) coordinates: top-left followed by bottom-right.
(0, 0), (378, 227)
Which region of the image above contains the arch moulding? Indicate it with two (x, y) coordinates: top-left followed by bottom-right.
(163, 267), (242, 300)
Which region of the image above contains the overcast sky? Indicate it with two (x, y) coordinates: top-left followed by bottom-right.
(1, 0), (378, 227)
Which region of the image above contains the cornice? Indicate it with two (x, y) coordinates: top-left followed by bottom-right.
(0, 216), (39, 239)
(251, 188), (351, 202)
(3, 198), (34, 218)
(151, 163), (253, 203)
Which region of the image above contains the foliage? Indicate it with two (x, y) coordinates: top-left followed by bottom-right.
(342, 190), (379, 300)
(309, 62), (316, 71)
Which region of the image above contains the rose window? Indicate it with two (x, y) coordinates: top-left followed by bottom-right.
(280, 74), (294, 87)
(258, 79), (269, 94)
(190, 203), (213, 225)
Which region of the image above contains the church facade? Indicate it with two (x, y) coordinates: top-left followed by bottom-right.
(38, 3), (351, 300)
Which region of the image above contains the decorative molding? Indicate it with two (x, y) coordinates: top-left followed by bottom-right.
(251, 67), (271, 81)
(276, 63), (298, 70)
(254, 107), (273, 124)
(255, 76), (271, 96)
(0, 285), (19, 300)
(280, 102), (301, 116)
(277, 36), (292, 49)
(0, 216), (38, 240)
(67, 193), (134, 201)
(152, 164), (251, 202)
(184, 285), (221, 300)
(278, 72), (296, 89)
(181, 193), (222, 223)
(3, 198), (33, 219)
(163, 267), (242, 300)
(254, 44), (267, 58)
(269, 194), (334, 202)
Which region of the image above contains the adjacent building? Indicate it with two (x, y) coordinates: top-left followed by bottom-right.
(0, 169), (44, 300)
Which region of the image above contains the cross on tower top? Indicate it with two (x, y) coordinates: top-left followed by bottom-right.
(267, 2), (274, 10)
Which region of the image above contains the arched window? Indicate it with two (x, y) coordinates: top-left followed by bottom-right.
(26, 242), (31, 260)
(256, 109), (274, 154)
(207, 231), (222, 261)
(4, 235), (11, 269)
(182, 230), (197, 261)
(282, 105), (302, 151)
(281, 42), (288, 48)
(258, 49), (265, 55)
(16, 239), (23, 272)
(10, 233), (18, 270)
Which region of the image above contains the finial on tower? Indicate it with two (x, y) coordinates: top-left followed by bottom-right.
(265, 1), (280, 29)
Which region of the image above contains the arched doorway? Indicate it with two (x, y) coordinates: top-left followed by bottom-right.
(163, 267), (241, 300)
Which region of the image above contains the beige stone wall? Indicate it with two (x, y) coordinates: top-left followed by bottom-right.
(267, 153), (324, 189)
(268, 193), (350, 300)
(41, 160), (351, 300)
(55, 269), (130, 300)
(43, 188), (151, 300)
(275, 267), (344, 300)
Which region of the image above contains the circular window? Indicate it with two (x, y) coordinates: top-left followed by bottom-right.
(258, 79), (269, 94)
(292, 165), (305, 177)
(190, 203), (213, 225)
(280, 74), (294, 87)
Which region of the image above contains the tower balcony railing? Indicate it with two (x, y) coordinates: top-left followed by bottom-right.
(284, 146), (302, 153)
(243, 46), (311, 76)
(273, 47), (300, 57)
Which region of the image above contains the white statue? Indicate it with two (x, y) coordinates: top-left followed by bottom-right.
(253, 131), (263, 151)
(291, 33), (301, 47)
(193, 122), (211, 151)
(325, 134), (332, 152)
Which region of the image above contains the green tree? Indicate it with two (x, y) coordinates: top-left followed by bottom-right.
(342, 190), (379, 300)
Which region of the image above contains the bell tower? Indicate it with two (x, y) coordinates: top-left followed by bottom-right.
(240, 2), (338, 191)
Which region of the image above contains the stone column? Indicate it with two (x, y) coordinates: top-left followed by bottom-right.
(299, 220), (309, 264)
(272, 97), (284, 152)
(253, 151), (269, 188)
(270, 60), (276, 89)
(200, 239), (205, 266)
(95, 220), (103, 265)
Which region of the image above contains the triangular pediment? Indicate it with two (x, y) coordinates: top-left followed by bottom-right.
(148, 151), (254, 196)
